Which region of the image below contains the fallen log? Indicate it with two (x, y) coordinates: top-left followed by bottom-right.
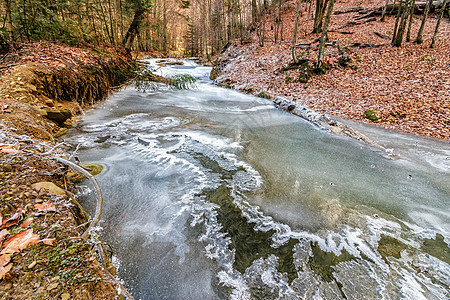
(358, 1), (445, 18)
(340, 17), (377, 29)
(346, 42), (386, 48)
(334, 7), (366, 15)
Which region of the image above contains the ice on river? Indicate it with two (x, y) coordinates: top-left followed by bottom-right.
(64, 60), (450, 300)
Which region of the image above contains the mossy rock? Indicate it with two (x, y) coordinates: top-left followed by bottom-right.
(66, 164), (103, 182)
(209, 67), (219, 80)
(258, 91), (271, 99)
(363, 110), (380, 122)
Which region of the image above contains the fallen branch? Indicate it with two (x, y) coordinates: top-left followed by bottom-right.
(340, 17), (377, 28)
(346, 42), (386, 48)
(334, 7), (366, 15)
(374, 31), (391, 39)
(51, 156), (103, 240)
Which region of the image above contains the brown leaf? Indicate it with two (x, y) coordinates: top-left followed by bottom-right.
(0, 254), (11, 268)
(0, 263), (12, 280)
(41, 239), (55, 246)
(0, 231), (8, 242)
(20, 218), (33, 229)
(0, 229), (40, 255)
(34, 202), (56, 213)
(0, 209), (27, 229)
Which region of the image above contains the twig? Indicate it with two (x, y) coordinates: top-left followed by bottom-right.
(51, 156), (103, 240)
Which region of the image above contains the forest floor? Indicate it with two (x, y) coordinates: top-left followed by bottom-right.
(0, 42), (132, 299)
(215, 0), (450, 141)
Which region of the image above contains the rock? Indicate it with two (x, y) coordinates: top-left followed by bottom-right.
(66, 164), (103, 182)
(42, 108), (72, 124)
(363, 110), (380, 122)
(257, 91), (271, 99)
(31, 182), (65, 195)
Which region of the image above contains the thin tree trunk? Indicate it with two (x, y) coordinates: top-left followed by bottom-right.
(5, 0), (14, 41)
(252, 0), (258, 25)
(430, 0), (448, 48)
(406, 0), (415, 42)
(416, 0), (433, 44)
(392, 0), (403, 43)
(123, 2), (146, 51)
(381, 0), (390, 21)
(292, 0), (302, 63)
(393, 0), (412, 46)
(316, 0), (335, 69)
(313, 0), (329, 33)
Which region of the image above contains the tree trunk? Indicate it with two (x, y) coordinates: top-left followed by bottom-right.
(292, 0), (302, 63)
(406, 0), (415, 41)
(430, 0), (448, 48)
(252, 0), (258, 25)
(416, 0), (433, 43)
(316, 0), (335, 69)
(393, 0), (412, 46)
(123, 3), (146, 51)
(5, 0), (14, 41)
(313, 0), (329, 33)
(381, 0), (391, 21)
(392, 0), (403, 43)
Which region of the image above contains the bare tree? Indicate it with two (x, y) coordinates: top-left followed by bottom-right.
(416, 0), (433, 44)
(292, 0), (302, 63)
(430, 0), (448, 48)
(316, 0), (335, 69)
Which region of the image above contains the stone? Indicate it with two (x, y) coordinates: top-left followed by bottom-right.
(45, 100), (54, 107)
(66, 164), (103, 182)
(42, 108), (72, 124)
(31, 182), (65, 195)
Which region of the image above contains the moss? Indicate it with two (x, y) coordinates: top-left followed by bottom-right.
(363, 110), (379, 122)
(258, 91), (271, 99)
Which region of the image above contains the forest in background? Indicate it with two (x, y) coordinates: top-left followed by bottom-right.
(0, 0), (272, 56)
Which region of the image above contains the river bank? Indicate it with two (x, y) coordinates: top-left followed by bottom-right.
(212, 0), (449, 141)
(0, 42), (133, 299)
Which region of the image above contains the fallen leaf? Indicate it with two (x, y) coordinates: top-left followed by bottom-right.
(0, 263), (12, 280)
(0, 229), (8, 246)
(61, 293), (70, 300)
(41, 239), (55, 246)
(0, 144), (20, 154)
(0, 229), (40, 255)
(0, 102), (11, 113)
(34, 202), (56, 214)
(47, 281), (58, 291)
(0, 254), (11, 267)
(27, 261), (37, 269)
(0, 209), (27, 229)
(20, 218), (33, 229)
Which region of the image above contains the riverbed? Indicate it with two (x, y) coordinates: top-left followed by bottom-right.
(63, 60), (450, 299)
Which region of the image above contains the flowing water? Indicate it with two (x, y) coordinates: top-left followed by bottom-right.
(63, 60), (450, 299)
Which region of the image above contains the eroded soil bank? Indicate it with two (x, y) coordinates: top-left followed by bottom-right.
(212, 0), (449, 141)
(0, 42), (134, 299)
